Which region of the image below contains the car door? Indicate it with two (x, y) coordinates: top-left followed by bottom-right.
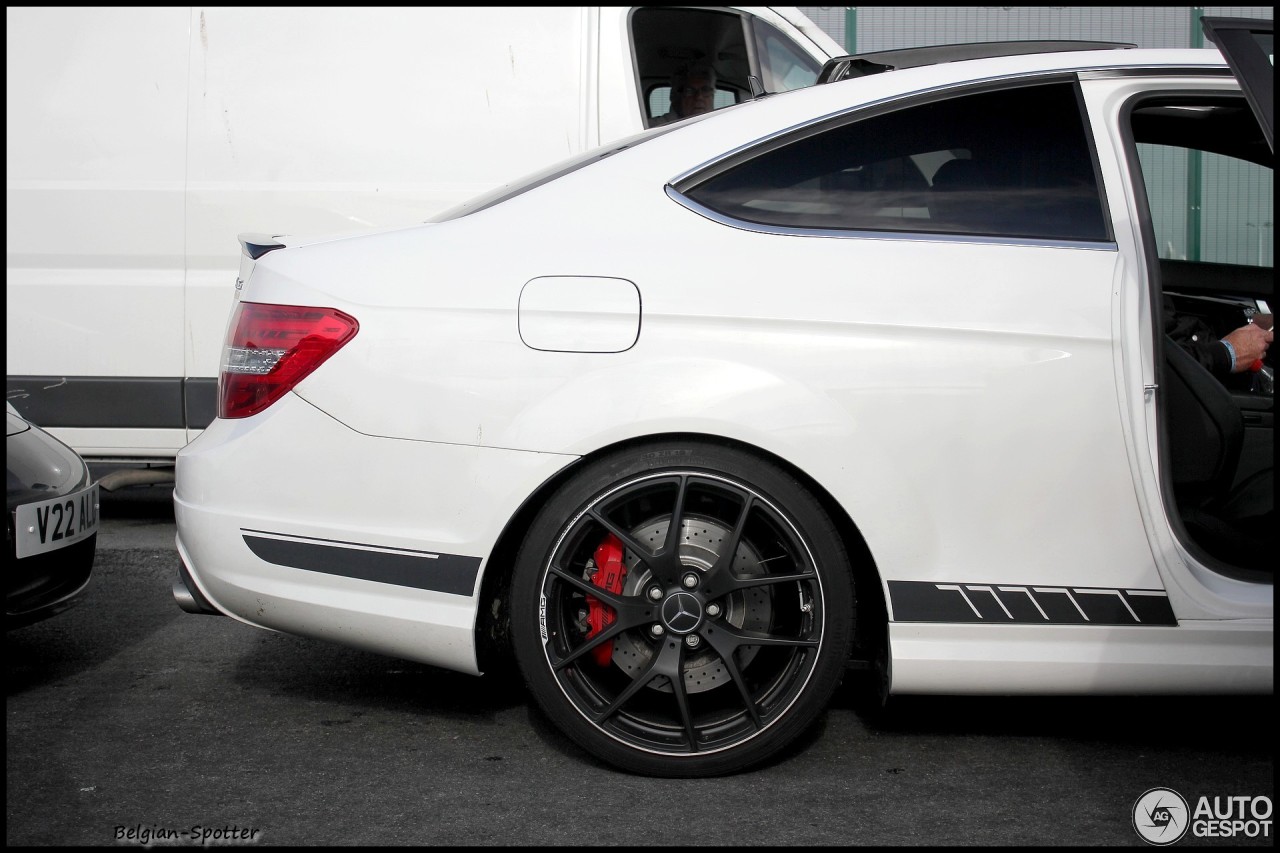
(1201, 16), (1274, 151)
(1081, 19), (1273, 626)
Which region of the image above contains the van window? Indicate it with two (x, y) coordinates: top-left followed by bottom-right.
(631, 7), (751, 126)
(752, 19), (822, 92)
(648, 86), (738, 122)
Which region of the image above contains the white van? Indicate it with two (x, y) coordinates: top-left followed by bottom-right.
(5, 6), (841, 476)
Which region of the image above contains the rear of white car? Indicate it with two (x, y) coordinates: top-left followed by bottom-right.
(174, 225), (584, 672)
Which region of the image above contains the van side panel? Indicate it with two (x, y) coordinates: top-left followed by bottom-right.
(598, 8), (644, 144)
(184, 7), (589, 262)
(6, 8), (191, 458)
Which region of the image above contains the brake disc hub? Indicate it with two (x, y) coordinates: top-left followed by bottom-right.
(612, 515), (772, 694)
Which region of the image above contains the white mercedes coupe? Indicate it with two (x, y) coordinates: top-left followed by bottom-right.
(174, 18), (1273, 776)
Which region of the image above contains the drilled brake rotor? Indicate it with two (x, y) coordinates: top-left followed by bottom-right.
(609, 515), (772, 694)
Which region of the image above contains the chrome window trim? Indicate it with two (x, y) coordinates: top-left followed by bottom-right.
(1078, 66), (1232, 81)
(665, 185), (1120, 252)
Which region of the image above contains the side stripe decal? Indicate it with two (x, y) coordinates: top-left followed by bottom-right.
(6, 375), (218, 429)
(888, 581), (1177, 625)
(242, 531), (481, 597)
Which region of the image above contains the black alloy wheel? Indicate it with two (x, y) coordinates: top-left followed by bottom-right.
(511, 442), (854, 777)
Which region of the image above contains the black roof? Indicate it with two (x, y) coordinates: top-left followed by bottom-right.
(817, 40), (1137, 85)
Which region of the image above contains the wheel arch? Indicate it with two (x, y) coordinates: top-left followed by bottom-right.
(474, 430), (888, 676)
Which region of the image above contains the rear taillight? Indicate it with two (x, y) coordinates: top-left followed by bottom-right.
(218, 302), (359, 419)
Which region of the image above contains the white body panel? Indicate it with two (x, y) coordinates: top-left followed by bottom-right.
(175, 392), (575, 674)
(171, 45), (1270, 692)
(5, 5), (838, 460)
(889, 621), (1272, 694)
(270, 221), (1159, 597)
(6, 7), (189, 455)
(1082, 73), (1274, 624)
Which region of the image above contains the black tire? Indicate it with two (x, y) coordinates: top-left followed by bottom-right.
(510, 441), (855, 777)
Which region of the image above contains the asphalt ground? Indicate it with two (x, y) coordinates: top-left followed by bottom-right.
(6, 484), (1274, 846)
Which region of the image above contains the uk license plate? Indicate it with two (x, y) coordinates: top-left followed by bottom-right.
(14, 483), (100, 559)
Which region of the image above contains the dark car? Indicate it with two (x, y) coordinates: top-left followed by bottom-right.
(6, 402), (98, 628)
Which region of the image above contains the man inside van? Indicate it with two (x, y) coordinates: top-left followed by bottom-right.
(655, 61), (718, 125)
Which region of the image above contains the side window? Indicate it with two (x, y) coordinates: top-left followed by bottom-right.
(681, 81), (1110, 242)
(631, 7), (750, 126)
(648, 87), (738, 123)
(752, 19), (822, 93)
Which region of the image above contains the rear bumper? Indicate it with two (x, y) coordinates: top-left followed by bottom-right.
(7, 534), (96, 629)
(173, 392), (575, 674)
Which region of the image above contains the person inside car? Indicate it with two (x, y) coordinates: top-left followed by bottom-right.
(1164, 297), (1273, 388)
(654, 61), (718, 125)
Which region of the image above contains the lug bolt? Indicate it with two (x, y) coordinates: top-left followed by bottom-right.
(705, 603), (721, 618)
(651, 624), (665, 637)
(681, 573), (699, 589)
(685, 635), (701, 648)
(648, 586), (663, 601)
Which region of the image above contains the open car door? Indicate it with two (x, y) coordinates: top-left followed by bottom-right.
(1202, 16), (1274, 152)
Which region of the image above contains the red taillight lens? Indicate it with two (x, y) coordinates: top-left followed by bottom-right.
(218, 302), (359, 419)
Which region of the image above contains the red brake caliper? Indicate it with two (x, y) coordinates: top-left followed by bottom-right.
(586, 533), (628, 666)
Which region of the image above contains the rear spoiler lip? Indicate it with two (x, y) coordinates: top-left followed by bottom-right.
(238, 233), (287, 260)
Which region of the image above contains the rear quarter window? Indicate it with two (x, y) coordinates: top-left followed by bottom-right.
(680, 79), (1110, 243)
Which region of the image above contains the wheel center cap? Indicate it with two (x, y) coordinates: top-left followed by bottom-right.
(660, 591), (703, 635)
